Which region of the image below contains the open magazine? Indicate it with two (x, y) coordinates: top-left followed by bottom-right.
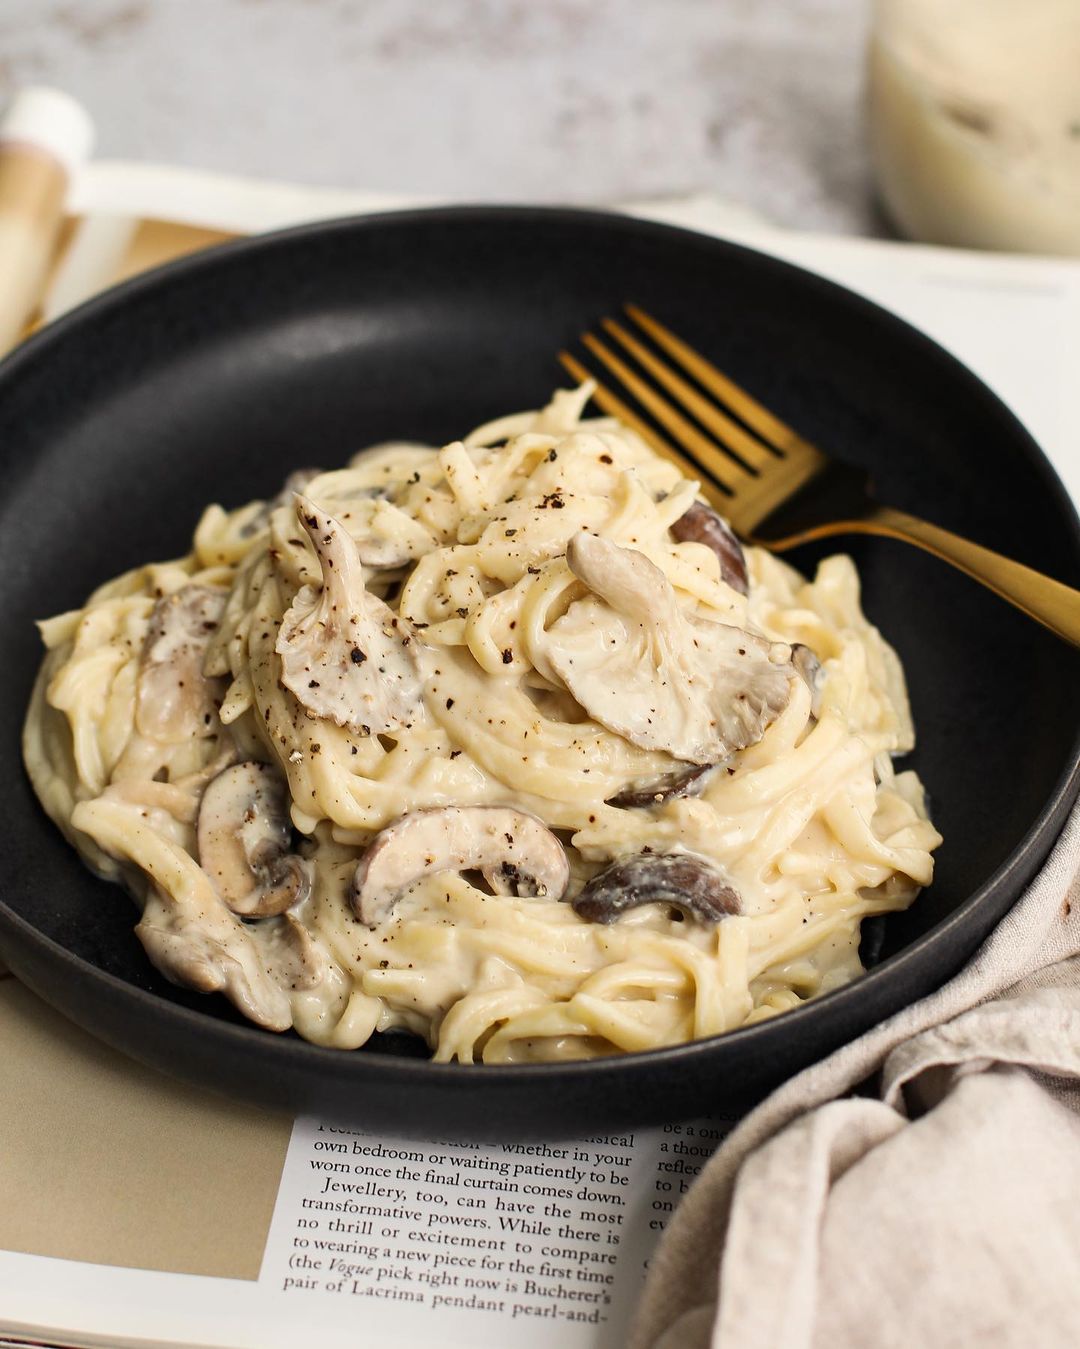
(2, 161), (1079, 1349)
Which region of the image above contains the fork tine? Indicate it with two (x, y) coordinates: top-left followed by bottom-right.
(579, 333), (756, 493)
(625, 304), (826, 468)
(601, 318), (777, 474)
(558, 351), (733, 507)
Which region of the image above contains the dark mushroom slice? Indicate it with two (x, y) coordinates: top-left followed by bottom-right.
(197, 762), (311, 918)
(791, 643), (824, 719)
(671, 501), (748, 596)
(572, 852), (740, 925)
(607, 764), (713, 809)
(350, 806), (571, 928)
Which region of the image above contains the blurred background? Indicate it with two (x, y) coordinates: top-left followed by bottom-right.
(0, 0), (878, 234)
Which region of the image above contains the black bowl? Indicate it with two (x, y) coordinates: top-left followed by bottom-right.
(1, 207), (1078, 1138)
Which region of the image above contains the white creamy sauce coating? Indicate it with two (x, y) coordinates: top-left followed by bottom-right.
(22, 387), (942, 1063)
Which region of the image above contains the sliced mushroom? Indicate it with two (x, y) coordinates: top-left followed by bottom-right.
(275, 496), (423, 735)
(256, 912), (327, 991)
(197, 762), (311, 917)
(136, 585), (227, 742)
(350, 806), (571, 927)
(671, 501), (748, 596)
(544, 532), (793, 764)
(136, 891), (294, 1031)
(72, 794), (295, 1031)
(572, 852), (740, 925)
(607, 764), (713, 809)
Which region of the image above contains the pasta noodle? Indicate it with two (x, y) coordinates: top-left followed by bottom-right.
(22, 386), (941, 1063)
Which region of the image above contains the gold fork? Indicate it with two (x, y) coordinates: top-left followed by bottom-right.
(559, 305), (1080, 647)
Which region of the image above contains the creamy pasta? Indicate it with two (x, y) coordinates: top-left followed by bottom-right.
(22, 386), (941, 1063)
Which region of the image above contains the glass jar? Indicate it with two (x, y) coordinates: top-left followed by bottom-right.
(867, 0), (1080, 255)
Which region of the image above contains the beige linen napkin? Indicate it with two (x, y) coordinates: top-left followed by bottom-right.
(632, 796), (1080, 1349)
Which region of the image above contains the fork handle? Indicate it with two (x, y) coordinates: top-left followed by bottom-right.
(757, 505), (1080, 647)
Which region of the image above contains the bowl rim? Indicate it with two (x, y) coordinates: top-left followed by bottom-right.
(3, 202), (1079, 1086)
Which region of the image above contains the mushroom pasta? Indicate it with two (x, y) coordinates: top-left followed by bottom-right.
(23, 386), (941, 1062)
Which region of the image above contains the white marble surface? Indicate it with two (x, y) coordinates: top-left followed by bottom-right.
(0, 0), (883, 236)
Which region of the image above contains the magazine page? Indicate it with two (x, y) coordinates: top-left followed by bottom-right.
(257, 1116), (728, 1347)
(0, 975), (731, 1349)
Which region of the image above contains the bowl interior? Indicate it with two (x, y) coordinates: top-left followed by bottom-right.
(1, 208), (1077, 1130)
